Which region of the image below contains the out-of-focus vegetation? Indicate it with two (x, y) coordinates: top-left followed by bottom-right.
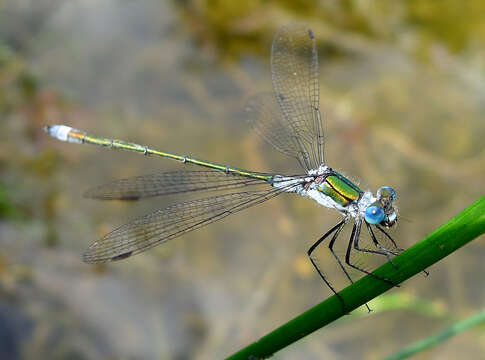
(0, 1), (484, 359)
(175, 0), (485, 58)
(382, 308), (485, 360)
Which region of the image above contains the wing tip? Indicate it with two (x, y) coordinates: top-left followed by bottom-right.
(83, 250), (134, 264)
(83, 188), (141, 201)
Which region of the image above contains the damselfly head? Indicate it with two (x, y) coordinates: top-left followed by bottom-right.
(376, 186), (398, 228)
(364, 186), (398, 227)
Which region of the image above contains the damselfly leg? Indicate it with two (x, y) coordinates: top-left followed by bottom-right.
(309, 219), (404, 313)
(307, 220), (347, 310)
(375, 225), (430, 277)
(363, 222), (400, 267)
(346, 222), (400, 289)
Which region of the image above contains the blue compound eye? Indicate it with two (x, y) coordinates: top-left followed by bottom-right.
(377, 186), (396, 201)
(365, 205), (385, 224)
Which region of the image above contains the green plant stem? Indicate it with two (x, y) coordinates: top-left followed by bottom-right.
(381, 308), (485, 360)
(226, 195), (485, 360)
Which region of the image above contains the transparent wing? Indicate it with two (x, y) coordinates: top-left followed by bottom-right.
(83, 170), (271, 200)
(83, 183), (301, 264)
(270, 22), (324, 171)
(246, 93), (313, 165)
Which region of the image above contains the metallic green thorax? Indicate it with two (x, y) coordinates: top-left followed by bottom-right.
(318, 172), (362, 206)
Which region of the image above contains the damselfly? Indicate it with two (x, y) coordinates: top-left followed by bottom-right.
(45, 23), (405, 309)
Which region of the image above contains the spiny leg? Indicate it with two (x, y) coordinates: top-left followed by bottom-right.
(375, 224), (429, 277)
(364, 222), (399, 268)
(375, 224), (404, 252)
(327, 221), (372, 313)
(353, 224), (399, 260)
(345, 222), (399, 288)
(308, 219), (346, 310)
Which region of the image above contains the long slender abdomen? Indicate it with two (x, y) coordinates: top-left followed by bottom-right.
(44, 125), (273, 182)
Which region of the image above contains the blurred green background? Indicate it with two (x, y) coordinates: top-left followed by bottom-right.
(0, 1), (484, 359)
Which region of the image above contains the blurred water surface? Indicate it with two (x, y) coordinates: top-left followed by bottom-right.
(0, 1), (484, 359)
